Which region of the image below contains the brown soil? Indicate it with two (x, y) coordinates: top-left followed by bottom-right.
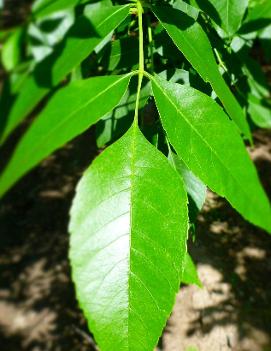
(0, 128), (270, 351)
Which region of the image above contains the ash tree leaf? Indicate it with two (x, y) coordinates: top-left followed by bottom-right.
(152, 75), (271, 233)
(153, 6), (252, 141)
(0, 4), (130, 144)
(0, 74), (131, 197)
(191, 0), (249, 36)
(168, 151), (206, 212)
(182, 253), (202, 288)
(69, 124), (188, 351)
(248, 95), (271, 129)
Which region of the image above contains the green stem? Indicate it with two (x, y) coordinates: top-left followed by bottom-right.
(147, 13), (154, 74)
(134, 0), (144, 125)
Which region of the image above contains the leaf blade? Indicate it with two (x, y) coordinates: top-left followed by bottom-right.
(69, 125), (188, 350)
(0, 74), (131, 197)
(153, 6), (251, 141)
(191, 0), (248, 36)
(0, 4), (130, 144)
(152, 75), (271, 232)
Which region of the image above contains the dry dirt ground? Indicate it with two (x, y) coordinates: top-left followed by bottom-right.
(0, 128), (271, 351)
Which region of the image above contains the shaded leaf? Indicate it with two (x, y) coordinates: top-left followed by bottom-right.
(248, 95), (271, 129)
(182, 253), (202, 287)
(169, 151), (206, 212)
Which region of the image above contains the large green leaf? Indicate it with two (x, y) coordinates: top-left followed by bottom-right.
(191, 0), (248, 36)
(0, 4), (130, 144)
(69, 124), (188, 350)
(153, 6), (251, 141)
(152, 75), (271, 232)
(0, 74), (131, 197)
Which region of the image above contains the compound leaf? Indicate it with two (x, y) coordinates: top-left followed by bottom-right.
(0, 74), (131, 197)
(69, 124), (188, 351)
(152, 75), (271, 233)
(248, 95), (271, 129)
(153, 6), (251, 141)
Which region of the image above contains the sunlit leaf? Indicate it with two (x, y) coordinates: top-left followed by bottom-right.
(69, 125), (188, 350)
(152, 75), (271, 232)
(0, 74), (131, 197)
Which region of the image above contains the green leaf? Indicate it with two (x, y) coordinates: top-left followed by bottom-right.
(247, 0), (271, 21)
(32, 0), (80, 19)
(173, 0), (199, 19)
(69, 124), (188, 351)
(168, 151), (206, 212)
(153, 6), (251, 141)
(191, 0), (248, 36)
(0, 74), (131, 197)
(152, 75), (271, 233)
(240, 0), (271, 33)
(182, 253), (202, 287)
(1, 28), (24, 71)
(0, 4), (130, 144)
(248, 94), (271, 129)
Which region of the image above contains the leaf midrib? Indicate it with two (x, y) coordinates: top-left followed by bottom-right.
(128, 124), (137, 348)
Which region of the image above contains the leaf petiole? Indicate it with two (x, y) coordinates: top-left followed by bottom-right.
(134, 0), (145, 125)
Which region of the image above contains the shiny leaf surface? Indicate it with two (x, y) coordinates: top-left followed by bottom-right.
(69, 125), (188, 351)
(153, 6), (251, 140)
(0, 74), (131, 197)
(152, 75), (271, 232)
